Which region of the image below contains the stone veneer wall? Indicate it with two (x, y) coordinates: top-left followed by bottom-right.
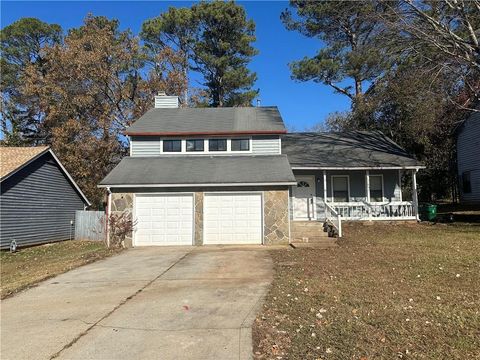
(110, 193), (133, 247)
(194, 192), (203, 245)
(263, 190), (290, 245)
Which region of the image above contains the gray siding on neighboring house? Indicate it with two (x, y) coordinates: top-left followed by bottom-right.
(291, 169), (402, 219)
(0, 152), (86, 249)
(129, 135), (281, 156)
(457, 112), (480, 204)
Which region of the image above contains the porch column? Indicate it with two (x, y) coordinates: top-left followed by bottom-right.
(412, 169), (419, 221)
(366, 170), (371, 220)
(323, 170), (327, 203)
(398, 170), (403, 202)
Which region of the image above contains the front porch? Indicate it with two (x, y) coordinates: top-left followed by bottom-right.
(290, 169), (420, 229)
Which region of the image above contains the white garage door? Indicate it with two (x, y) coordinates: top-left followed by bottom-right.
(134, 194), (193, 246)
(204, 193), (263, 245)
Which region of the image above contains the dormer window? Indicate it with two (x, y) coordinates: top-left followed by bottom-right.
(209, 139), (227, 151)
(186, 139), (204, 152)
(163, 140), (181, 152)
(231, 139), (250, 151)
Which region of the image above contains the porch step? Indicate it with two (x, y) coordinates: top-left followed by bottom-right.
(292, 221), (327, 227)
(290, 242), (337, 249)
(291, 236), (336, 244)
(291, 221), (330, 240)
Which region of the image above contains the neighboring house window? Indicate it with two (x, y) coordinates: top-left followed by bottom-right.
(231, 139), (250, 151)
(332, 176), (349, 202)
(462, 171), (472, 193)
(209, 139), (227, 151)
(369, 175), (384, 202)
(163, 140), (181, 152)
(186, 139), (204, 152)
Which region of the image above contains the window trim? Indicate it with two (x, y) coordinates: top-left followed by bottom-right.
(152, 136), (256, 155)
(208, 138), (228, 152)
(231, 138), (251, 152)
(369, 174), (384, 203)
(331, 175), (350, 203)
(162, 139), (182, 153)
(186, 139), (205, 152)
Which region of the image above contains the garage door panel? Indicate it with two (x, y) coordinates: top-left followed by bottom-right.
(134, 194), (193, 246)
(204, 193), (262, 245)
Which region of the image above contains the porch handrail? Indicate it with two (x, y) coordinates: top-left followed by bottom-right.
(325, 202), (342, 237)
(328, 201), (415, 220)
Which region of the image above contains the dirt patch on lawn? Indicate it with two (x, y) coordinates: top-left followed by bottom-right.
(1, 240), (122, 299)
(253, 223), (480, 359)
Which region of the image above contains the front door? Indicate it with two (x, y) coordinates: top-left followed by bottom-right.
(293, 176), (316, 220)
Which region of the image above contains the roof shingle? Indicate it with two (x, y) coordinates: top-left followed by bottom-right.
(124, 107), (287, 135)
(282, 132), (423, 169)
(0, 146), (50, 179)
(99, 155), (296, 187)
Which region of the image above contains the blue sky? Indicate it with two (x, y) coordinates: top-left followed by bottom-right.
(1, 1), (351, 130)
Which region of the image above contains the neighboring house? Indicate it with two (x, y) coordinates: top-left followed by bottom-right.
(0, 147), (90, 249)
(456, 111), (480, 204)
(99, 94), (423, 247)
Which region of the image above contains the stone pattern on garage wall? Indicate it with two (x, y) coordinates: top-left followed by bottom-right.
(194, 192), (203, 245)
(264, 190), (290, 245)
(110, 193), (133, 247)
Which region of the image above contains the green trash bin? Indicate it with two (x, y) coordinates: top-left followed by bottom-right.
(418, 203), (437, 221)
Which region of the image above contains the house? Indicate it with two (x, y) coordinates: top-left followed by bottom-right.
(456, 111), (480, 204)
(99, 94), (423, 246)
(0, 146), (90, 249)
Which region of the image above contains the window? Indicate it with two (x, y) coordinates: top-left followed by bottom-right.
(163, 140), (181, 152)
(369, 175), (384, 202)
(297, 181), (310, 188)
(332, 176), (349, 202)
(186, 139), (204, 152)
(462, 171), (472, 193)
(231, 139), (250, 151)
(209, 139), (227, 151)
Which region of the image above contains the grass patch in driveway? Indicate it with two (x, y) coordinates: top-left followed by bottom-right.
(253, 223), (480, 359)
(1, 240), (121, 299)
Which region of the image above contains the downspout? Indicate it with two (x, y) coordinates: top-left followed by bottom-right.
(106, 187), (112, 248)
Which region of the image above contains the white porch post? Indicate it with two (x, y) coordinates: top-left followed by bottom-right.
(366, 170), (371, 220)
(398, 169), (403, 202)
(412, 169), (419, 221)
(106, 187), (111, 248)
(323, 170), (327, 203)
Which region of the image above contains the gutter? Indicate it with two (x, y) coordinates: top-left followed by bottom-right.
(124, 130), (287, 136)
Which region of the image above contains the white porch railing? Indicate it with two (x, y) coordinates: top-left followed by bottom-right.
(325, 202), (342, 237)
(329, 201), (416, 220)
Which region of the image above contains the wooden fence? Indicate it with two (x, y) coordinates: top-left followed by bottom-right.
(75, 210), (106, 241)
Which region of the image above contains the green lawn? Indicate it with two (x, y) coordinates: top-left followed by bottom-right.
(253, 223), (480, 359)
(1, 240), (121, 299)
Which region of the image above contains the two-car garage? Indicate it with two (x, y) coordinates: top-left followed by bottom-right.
(133, 193), (263, 246)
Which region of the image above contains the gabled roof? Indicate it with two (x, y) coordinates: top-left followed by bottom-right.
(99, 155), (296, 187)
(282, 131), (424, 169)
(0, 146), (50, 179)
(124, 106), (287, 136)
(0, 146), (91, 205)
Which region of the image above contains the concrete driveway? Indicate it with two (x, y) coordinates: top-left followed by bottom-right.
(0, 246), (273, 360)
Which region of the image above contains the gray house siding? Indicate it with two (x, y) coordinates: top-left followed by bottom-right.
(457, 112), (480, 204)
(251, 135), (281, 154)
(129, 135), (281, 156)
(130, 136), (161, 157)
(291, 169), (402, 219)
(0, 152), (86, 249)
